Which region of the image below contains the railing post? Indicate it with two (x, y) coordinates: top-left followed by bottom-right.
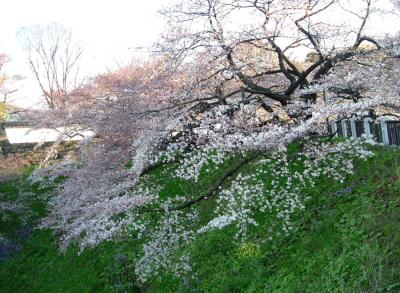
(350, 118), (357, 138)
(364, 118), (372, 139)
(341, 119), (348, 137)
(330, 121), (337, 136)
(381, 118), (390, 145)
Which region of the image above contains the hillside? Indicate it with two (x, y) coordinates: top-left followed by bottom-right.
(0, 146), (400, 292)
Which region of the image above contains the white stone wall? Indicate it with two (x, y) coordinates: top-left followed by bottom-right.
(5, 126), (94, 144)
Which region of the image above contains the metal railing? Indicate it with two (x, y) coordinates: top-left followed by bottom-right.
(329, 118), (400, 146)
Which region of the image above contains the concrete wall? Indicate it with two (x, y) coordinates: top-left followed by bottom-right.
(1, 121), (94, 144)
(5, 126), (94, 144)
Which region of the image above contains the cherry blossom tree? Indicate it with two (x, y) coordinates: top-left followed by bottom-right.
(29, 0), (400, 283)
(159, 0), (381, 107)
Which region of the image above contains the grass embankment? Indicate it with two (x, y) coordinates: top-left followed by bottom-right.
(0, 146), (400, 292)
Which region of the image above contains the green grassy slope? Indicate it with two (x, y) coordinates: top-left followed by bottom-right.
(1, 146), (400, 292)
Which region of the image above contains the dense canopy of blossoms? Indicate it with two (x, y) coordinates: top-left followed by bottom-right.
(29, 0), (400, 283)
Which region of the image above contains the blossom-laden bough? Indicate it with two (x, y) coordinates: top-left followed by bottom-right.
(29, 0), (400, 283)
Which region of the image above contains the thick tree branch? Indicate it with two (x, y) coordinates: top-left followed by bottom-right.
(166, 153), (259, 211)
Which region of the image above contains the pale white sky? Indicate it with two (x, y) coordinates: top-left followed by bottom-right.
(0, 0), (178, 107)
(1, 0), (399, 108)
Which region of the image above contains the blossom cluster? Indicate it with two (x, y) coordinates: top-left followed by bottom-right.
(27, 2), (400, 283)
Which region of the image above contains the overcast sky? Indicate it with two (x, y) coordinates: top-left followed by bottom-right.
(1, 0), (400, 108)
(0, 0), (177, 107)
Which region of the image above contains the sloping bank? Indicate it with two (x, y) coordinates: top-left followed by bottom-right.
(0, 146), (400, 292)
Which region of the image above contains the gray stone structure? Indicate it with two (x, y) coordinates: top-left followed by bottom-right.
(1, 122), (78, 169)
